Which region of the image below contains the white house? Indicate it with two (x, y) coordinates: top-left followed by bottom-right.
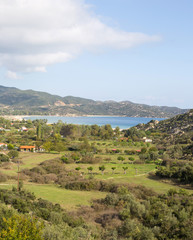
(0, 143), (7, 149)
(21, 126), (28, 132)
(143, 137), (152, 143)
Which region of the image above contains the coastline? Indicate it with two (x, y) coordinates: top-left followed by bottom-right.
(2, 115), (27, 121)
(1, 115), (164, 130)
(1, 114), (161, 120)
(2, 114), (125, 121)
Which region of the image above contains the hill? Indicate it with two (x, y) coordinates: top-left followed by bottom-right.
(0, 85), (188, 117)
(134, 109), (193, 160)
(123, 110), (193, 186)
(136, 109), (193, 135)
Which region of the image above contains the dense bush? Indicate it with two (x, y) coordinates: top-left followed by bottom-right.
(0, 188), (85, 230)
(8, 150), (19, 159)
(93, 189), (193, 240)
(156, 162), (193, 184)
(0, 177), (192, 239)
(63, 179), (156, 199)
(0, 153), (9, 163)
(61, 155), (73, 164)
(40, 159), (66, 174)
(124, 150), (136, 155)
(44, 173), (58, 183)
(117, 156), (125, 161)
(0, 215), (44, 239)
(81, 155), (102, 164)
(0, 193), (93, 240)
(31, 166), (47, 175)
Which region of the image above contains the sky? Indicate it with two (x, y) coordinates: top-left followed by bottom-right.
(0, 0), (192, 109)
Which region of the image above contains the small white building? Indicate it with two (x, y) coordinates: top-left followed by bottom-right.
(143, 137), (152, 143)
(0, 143), (7, 149)
(21, 126), (28, 132)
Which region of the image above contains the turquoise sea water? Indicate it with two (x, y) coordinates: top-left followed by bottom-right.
(24, 116), (164, 129)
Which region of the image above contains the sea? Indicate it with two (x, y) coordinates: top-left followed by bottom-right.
(24, 116), (164, 129)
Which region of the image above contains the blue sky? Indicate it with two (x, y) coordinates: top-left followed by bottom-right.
(0, 0), (192, 108)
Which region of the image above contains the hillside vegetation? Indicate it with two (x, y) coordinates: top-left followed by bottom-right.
(131, 109), (193, 185)
(0, 85), (188, 117)
(0, 113), (193, 239)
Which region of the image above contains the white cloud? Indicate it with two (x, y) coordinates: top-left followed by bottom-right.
(0, 0), (161, 73)
(6, 71), (22, 80)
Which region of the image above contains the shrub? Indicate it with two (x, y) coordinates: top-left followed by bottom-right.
(12, 198), (29, 213)
(31, 166), (46, 175)
(49, 211), (63, 225)
(99, 165), (105, 174)
(68, 145), (80, 151)
(81, 155), (102, 164)
(117, 156), (125, 161)
(65, 180), (100, 191)
(32, 174), (46, 184)
(70, 153), (80, 162)
(40, 160), (66, 174)
(61, 156), (73, 164)
(8, 150), (19, 159)
(124, 150), (136, 155)
(0, 215), (43, 239)
(7, 144), (14, 150)
(44, 174), (58, 183)
(0, 153), (9, 163)
(141, 147), (147, 154)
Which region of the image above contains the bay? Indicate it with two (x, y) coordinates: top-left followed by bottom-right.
(24, 116), (164, 129)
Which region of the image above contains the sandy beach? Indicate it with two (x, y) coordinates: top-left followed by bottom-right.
(2, 115), (29, 121)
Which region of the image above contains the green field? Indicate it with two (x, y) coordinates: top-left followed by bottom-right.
(0, 183), (106, 210)
(1, 147), (192, 210)
(65, 162), (155, 176)
(0, 152), (62, 176)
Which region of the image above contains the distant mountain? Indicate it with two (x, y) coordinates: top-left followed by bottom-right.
(0, 85), (189, 117)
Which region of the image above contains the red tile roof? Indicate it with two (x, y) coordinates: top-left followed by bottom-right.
(20, 146), (35, 149)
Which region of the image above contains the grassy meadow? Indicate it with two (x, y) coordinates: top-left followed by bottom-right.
(0, 139), (192, 210)
(0, 183), (106, 210)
